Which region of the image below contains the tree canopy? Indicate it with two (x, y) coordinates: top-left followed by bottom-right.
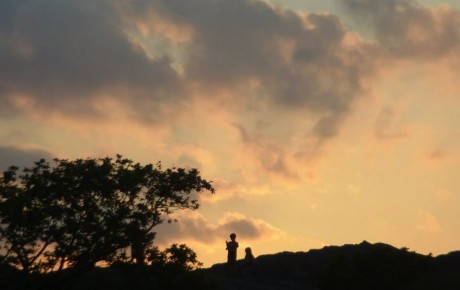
(0, 155), (214, 272)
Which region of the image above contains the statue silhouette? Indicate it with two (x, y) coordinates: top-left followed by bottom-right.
(225, 233), (239, 264)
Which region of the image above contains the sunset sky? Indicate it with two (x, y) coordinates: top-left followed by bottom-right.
(1, 0), (459, 266)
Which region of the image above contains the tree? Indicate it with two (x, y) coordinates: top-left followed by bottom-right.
(45, 157), (129, 270)
(163, 243), (203, 271)
(120, 160), (214, 265)
(145, 244), (202, 271)
(0, 155), (214, 272)
(0, 162), (57, 272)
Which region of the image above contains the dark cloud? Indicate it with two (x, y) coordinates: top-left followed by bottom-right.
(340, 0), (460, 59)
(195, 1), (367, 133)
(3, 0), (458, 142)
(0, 0), (181, 119)
(0, 145), (54, 171)
(219, 217), (270, 239)
(112, 0), (374, 139)
(0, 0), (375, 140)
(155, 211), (280, 244)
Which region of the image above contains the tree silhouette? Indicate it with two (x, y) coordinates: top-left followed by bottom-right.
(0, 155), (214, 272)
(145, 243), (203, 271)
(163, 243), (203, 270)
(0, 162), (58, 272)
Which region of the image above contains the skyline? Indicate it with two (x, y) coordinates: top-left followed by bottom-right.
(1, 0), (459, 266)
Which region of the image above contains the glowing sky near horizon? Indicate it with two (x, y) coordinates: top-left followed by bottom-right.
(1, 0), (459, 266)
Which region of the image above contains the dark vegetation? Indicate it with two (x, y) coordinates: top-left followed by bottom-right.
(0, 155), (213, 273)
(1, 156), (460, 289)
(2, 241), (460, 290)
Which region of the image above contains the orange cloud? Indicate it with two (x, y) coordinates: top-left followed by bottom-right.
(155, 210), (284, 245)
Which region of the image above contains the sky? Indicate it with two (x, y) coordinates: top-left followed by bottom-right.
(0, 0), (459, 267)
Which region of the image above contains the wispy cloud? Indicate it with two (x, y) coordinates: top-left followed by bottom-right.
(373, 106), (409, 140)
(416, 209), (442, 233)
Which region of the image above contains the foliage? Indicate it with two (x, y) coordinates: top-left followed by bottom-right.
(0, 155), (214, 272)
(147, 244), (203, 271)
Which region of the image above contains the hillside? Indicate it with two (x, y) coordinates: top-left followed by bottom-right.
(207, 241), (460, 290)
(2, 241), (460, 290)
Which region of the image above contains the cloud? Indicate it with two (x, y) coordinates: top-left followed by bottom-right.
(1, 0), (374, 140)
(170, 0), (372, 140)
(416, 209), (442, 233)
(200, 179), (246, 203)
(3, 0), (458, 178)
(234, 123), (298, 182)
(427, 149), (447, 160)
(340, 0), (460, 59)
(155, 210), (283, 245)
(218, 212), (282, 239)
(373, 106), (409, 140)
(0, 145), (54, 171)
(0, 0), (182, 120)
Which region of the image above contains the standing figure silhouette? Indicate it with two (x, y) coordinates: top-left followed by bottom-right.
(226, 233), (239, 264)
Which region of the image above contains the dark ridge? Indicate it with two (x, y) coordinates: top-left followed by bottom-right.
(3, 241), (460, 290)
(208, 241), (460, 290)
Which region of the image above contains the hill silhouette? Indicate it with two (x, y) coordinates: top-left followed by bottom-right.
(2, 241), (460, 290)
(209, 241), (460, 289)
